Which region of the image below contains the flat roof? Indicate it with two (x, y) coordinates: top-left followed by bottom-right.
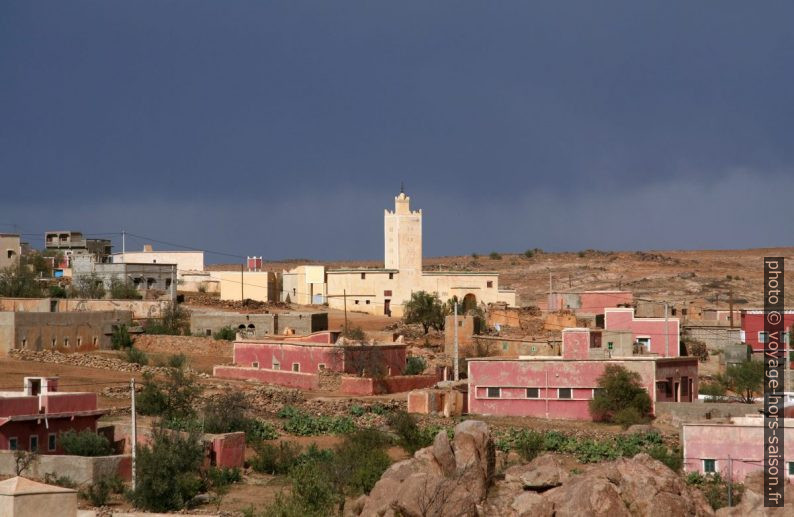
(469, 355), (696, 363)
(327, 268), (399, 273)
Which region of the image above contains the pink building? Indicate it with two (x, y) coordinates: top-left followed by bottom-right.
(547, 290), (633, 317)
(0, 377), (105, 454)
(603, 308), (680, 357)
(683, 416), (794, 482)
(740, 309), (794, 355)
(214, 332), (440, 395)
(467, 355), (698, 420)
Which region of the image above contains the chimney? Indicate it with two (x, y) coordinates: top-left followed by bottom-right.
(143, 244), (153, 252)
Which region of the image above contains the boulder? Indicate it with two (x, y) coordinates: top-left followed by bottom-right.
(504, 454), (569, 490)
(511, 491), (554, 517)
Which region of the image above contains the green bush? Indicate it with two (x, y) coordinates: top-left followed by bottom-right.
(136, 372), (168, 415)
(136, 368), (202, 423)
(60, 429), (113, 457)
(387, 411), (433, 453)
(283, 412), (355, 436)
(129, 428), (204, 512)
(48, 285), (68, 298)
(489, 251), (502, 260)
(125, 346), (149, 366)
(700, 382), (727, 402)
(167, 353), (187, 369)
(0, 265), (43, 298)
(685, 472), (745, 510)
(648, 444), (683, 472)
(213, 326), (237, 341)
(109, 278), (142, 300)
(43, 473), (76, 488)
(349, 405), (365, 417)
(589, 364), (652, 426)
(144, 303), (190, 335)
(512, 430), (544, 462)
(246, 419), (279, 441)
(80, 479), (110, 507)
(404, 356), (427, 375)
(111, 324), (134, 350)
(341, 325), (366, 342)
(250, 441), (302, 475)
(523, 249), (535, 259)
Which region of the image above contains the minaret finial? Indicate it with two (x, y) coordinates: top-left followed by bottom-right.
(400, 181), (404, 194)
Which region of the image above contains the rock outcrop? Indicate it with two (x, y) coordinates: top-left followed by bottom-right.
(715, 471), (794, 516)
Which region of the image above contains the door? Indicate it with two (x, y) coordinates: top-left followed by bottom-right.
(673, 382), (680, 402)
(384, 299), (391, 317)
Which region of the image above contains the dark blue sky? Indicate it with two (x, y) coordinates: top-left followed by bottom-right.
(2, 2), (793, 261)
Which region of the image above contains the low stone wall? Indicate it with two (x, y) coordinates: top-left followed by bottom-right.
(0, 451), (131, 485)
(134, 334), (233, 357)
(213, 365), (320, 390)
(340, 374), (439, 395)
(656, 401), (763, 425)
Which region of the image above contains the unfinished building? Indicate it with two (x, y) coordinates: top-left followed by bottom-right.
(189, 311), (327, 338)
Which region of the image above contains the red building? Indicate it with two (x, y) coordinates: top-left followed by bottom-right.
(740, 309), (794, 355)
(0, 377), (105, 454)
(214, 332), (440, 395)
(547, 290), (633, 317)
(467, 332), (697, 421)
(604, 308), (680, 357)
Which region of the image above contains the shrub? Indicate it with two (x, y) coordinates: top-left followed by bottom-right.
(136, 368), (202, 423)
(167, 353), (187, 369)
(404, 356), (427, 375)
(648, 444), (683, 472)
(136, 371), (168, 415)
(513, 430), (544, 462)
(0, 265), (43, 298)
(489, 252), (502, 260)
(700, 382), (727, 402)
(144, 303), (189, 335)
(471, 253), (479, 259)
(69, 273), (106, 299)
(685, 472), (745, 510)
(589, 364), (652, 426)
(523, 249), (535, 259)
(125, 347), (149, 366)
(48, 285), (68, 298)
(349, 405), (365, 417)
(109, 278), (142, 300)
(722, 360), (764, 403)
(111, 324), (134, 350)
(684, 339), (709, 362)
(43, 473), (77, 488)
(213, 326), (236, 341)
(80, 479), (110, 507)
(60, 429), (113, 456)
(250, 441), (302, 475)
(203, 391), (251, 434)
(387, 411), (433, 453)
(247, 419), (279, 441)
(282, 411), (355, 436)
(129, 428), (204, 512)
(341, 325), (366, 342)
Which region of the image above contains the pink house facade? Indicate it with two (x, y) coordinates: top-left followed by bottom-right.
(0, 377), (105, 454)
(740, 309), (794, 355)
(683, 416), (794, 482)
(603, 308), (680, 357)
(547, 290), (633, 317)
(467, 355), (698, 420)
(214, 332), (440, 395)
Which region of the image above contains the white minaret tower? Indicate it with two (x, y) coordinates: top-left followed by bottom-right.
(384, 187), (422, 276)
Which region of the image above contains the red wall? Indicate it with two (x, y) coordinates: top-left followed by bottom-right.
(40, 393), (97, 414)
(210, 432), (245, 468)
(467, 358), (656, 420)
(604, 308), (680, 357)
(339, 374), (439, 396)
(213, 366), (320, 390)
(561, 330), (590, 359)
(0, 415), (101, 454)
(655, 358), (699, 402)
(0, 396), (39, 417)
(740, 311), (794, 353)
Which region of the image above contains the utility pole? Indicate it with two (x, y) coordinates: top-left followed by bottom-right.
(130, 378), (137, 491)
(727, 455), (733, 507)
(664, 301), (670, 357)
(240, 262), (244, 302)
(343, 290), (348, 333)
(728, 289), (734, 328)
(121, 230), (125, 263)
(453, 302), (459, 381)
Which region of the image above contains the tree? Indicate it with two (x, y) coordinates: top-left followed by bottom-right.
(403, 291), (445, 334)
(14, 450), (37, 475)
(129, 427), (204, 512)
(136, 368), (203, 424)
(111, 324), (134, 349)
(404, 356), (427, 375)
(721, 360), (764, 404)
(69, 273), (106, 299)
(589, 364), (652, 426)
(60, 429), (113, 456)
(144, 302), (190, 335)
(0, 265), (42, 297)
(109, 277), (142, 300)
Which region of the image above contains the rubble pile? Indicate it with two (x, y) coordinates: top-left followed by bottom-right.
(182, 292), (291, 313)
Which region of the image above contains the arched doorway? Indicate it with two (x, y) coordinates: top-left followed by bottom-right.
(462, 293), (477, 314)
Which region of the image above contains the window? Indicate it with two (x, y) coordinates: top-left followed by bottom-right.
(48, 434), (56, 451)
(206, 329), (212, 336)
(526, 388), (539, 399)
(636, 337), (650, 350)
(77, 337), (82, 348)
(487, 281), (493, 288)
(92, 337), (98, 346)
(388, 273), (394, 280)
(502, 342), (509, 351)
(63, 338), (69, 348)
(30, 435), (38, 452)
(681, 376), (689, 396)
(51, 338), (56, 348)
(366, 300), (370, 304)
(592, 388), (605, 399)
(558, 388), (572, 399)
(384, 290), (392, 296)
(486, 387), (500, 398)
(292, 363), (300, 372)
(355, 300), (359, 304)
(703, 459), (716, 474)
(759, 331), (768, 344)
(318, 363), (326, 371)
(252, 362), (259, 369)
(8, 437), (18, 451)
(272, 359), (280, 370)
(21, 339), (27, 349)
(607, 341), (614, 350)
(789, 462), (794, 476)
(361, 273), (366, 280)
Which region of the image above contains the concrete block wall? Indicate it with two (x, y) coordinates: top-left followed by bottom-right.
(0, 452), (131, 485)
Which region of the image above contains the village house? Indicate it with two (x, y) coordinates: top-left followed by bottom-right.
(112, 244), (204, 280)
(740, 309), (794, 356)
(189, 310), (328, 338)
(466, 327), (698, 420)
(0, 378), (106, 454)
(217, 270), (279, 303)
(45, 231), (112, 264)
(0, 234), (21, 270)
(0, 310), (133, 355)
(72, 256), (177, 298)
(547, 290), (633, 318)
(683, 415), (794, 482)
(283, 191), (516, 317)
(603, 307), (681, 357)
(214, 331), (440, 395)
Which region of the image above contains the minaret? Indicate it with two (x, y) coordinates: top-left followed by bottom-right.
(384, 190), (422, 275)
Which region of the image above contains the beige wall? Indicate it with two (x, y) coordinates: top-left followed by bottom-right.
(180, 272), (219, 293)
(113, 250), (204, 276)
(282, 266), (327, 304)
(218, 271), (277, 302)
(0, 235), (21, 270)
